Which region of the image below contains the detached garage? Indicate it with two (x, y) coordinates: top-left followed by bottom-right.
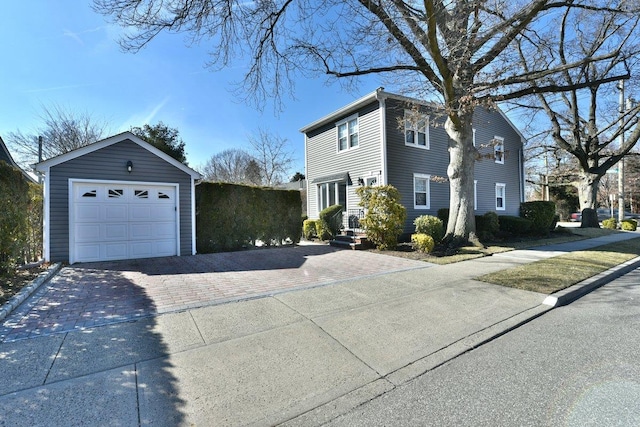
(36, 132), (202, 264)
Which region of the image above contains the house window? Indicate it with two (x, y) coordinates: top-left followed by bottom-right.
(405, 110), (429, 149)
(472, 128), (477, 147)
(414, 174), (431, 209)
(365, 176), (378, 186)
(496, 183), (506, 211)
(318, 181), (347, 212)
(337, 115), (359, 152)
(494, 137), (504, 164)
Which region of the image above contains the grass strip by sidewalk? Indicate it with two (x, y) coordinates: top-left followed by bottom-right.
(477, 237), (640, 294)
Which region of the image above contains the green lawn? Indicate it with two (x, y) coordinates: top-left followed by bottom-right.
(477, 237), (640, 294)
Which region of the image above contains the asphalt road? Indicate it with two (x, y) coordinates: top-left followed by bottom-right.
(326, 267), (640, 427)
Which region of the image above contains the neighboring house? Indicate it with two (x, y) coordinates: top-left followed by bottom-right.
(35, 132), (202, 264)
(300, 88), (525, 234)
(0, 135), (36, 183)
(279, 179), (308, 217)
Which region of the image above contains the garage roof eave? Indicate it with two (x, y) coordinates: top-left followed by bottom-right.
(35, 131), (202, 179)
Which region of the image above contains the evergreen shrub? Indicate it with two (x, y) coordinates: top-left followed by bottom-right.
(318, 204), (343, 240)
(196, 182), (302, 253)
(356, 185), (406, 250)
(498, 215), (532, 236)
(413, 215), (444, 243)
(602, 218), (617, 230)
(621, 219), (637, 231)
(520, 201), (556, 235)
(411, 233), (435, 253)
(302, 219), (317, 240)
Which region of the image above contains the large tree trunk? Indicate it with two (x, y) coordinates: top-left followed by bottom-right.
(576, 171), (602, 228)
(443, 114), (481, 248)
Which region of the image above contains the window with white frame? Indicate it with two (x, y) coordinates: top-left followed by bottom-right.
(365, 176), (378, 186)
(337, 115), (359, 152)
(494, 137), (504, 164)
(414, 174), (431, 209)
(317, 181), (347, 212)
(472, 128), (476, 147)
(495, 183), (506, 211)
(404, 110), (429, 149)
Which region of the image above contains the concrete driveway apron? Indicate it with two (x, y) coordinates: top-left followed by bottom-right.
(0, 243), (429, 342)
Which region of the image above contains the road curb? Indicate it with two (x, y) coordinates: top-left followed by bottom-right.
(0, 263), (62, 322)
(543, 255), (640, 307)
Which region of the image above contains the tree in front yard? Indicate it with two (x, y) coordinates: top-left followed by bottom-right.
(356, 185), (406, 250)
(130, 122), (188, 164)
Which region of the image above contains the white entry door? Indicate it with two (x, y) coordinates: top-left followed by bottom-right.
(71, 181), (179, 263)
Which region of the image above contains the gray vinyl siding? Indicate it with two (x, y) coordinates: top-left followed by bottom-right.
(48, 139), (193, 262)
(472, 107), (523, 216)
(305, 100), (382, 218)
(385, 99), (451, 233)
(386, 100), (523, 234)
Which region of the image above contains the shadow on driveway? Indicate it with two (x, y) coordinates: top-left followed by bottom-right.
(76, 244), (340, 275)
(0, 269), (188, 426)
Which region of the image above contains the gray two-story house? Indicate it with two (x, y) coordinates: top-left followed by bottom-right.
(300, 88), (525, 234)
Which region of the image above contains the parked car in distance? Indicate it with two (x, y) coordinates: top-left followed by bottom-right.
(571, 208), (640, 222)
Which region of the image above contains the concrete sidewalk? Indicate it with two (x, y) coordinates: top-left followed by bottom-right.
(0, 232), (639, 426)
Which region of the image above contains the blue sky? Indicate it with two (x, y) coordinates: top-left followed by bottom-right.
(0, 0), (382, 176)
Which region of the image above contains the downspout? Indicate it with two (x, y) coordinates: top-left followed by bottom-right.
(376, 89), (388, 185)
(519, 146), (525, 204)
(42, 169), (50, 261)
(304, 133), (310, 218)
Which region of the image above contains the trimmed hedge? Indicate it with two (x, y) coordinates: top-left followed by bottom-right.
(498, 215), (533, 235)
(413, 215), (444, 243)
(621, 219), (638, 231)
(0, 161), (31, 275)
(437, 208), (449, 228)
(318, 204), (343, 240)
(520, 201), (556, 235)
(411, 233), (435, 253)
(302, 219), (317, 240)
(196, 182), (302, 253)
(476, 211), (499, 241)
(602, 218), (617, 230)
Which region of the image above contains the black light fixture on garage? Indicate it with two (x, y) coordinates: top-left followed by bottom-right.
(126, 160), (133, 173)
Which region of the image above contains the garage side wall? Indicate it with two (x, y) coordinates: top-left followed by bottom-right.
(48, 139), (193, 262)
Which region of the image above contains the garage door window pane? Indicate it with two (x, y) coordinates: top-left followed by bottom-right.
(108, 189), (124, 198)
(82, 190), (97, 198)
(135, 190), (149, 199)
(158, 192), (170, 199)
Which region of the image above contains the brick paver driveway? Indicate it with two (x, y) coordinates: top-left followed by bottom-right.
(1, 243), (430, 342)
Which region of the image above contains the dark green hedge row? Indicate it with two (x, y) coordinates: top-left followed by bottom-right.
(196, 182), (302, 253)
(0, 163), (42, 274)
(519, 201), (557, 235)
(498, 215), (532, 235)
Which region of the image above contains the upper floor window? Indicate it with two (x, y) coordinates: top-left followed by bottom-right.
(414, 173), (431, 209)
(405, 110), (429, 149)
(494, 136), (505, 164)
(337, 115), (359, 152)
(496, 183), (506, 211)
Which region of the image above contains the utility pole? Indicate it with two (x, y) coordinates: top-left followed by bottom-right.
(618, 80), (625, 223)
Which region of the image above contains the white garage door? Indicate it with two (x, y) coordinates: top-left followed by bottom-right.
(71, 182), (178, 263)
